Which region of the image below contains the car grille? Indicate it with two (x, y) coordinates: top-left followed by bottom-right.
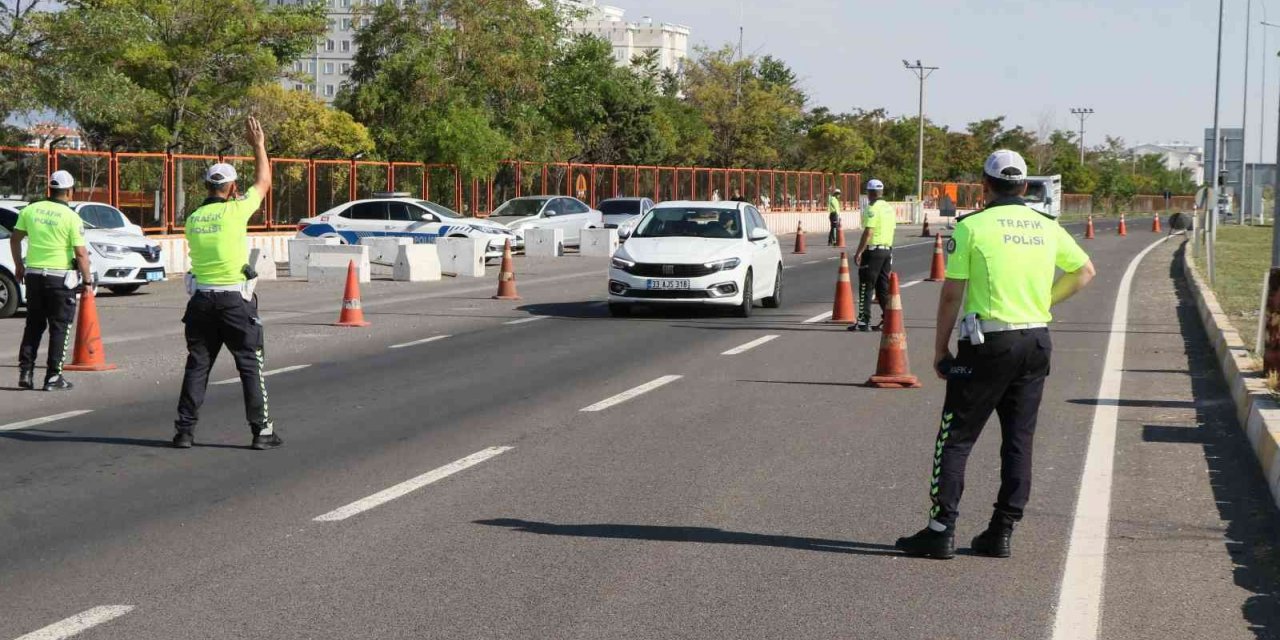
(623, 289), (713, 299)
(129, 246), (162, 263)
(628, 263), (716, 277)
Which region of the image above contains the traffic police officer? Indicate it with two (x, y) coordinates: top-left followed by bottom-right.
(827, 188), (842, 245)
(9, 170), (93, 391)
(896, 150), (1095, 559)
(172, 117), (281, 450)
(851, 179), (895, 332)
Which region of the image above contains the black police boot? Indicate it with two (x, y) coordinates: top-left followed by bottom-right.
(18, 369), (34, 390)
(172, 431), (194, 449)
(42, 374), (73, 392)
(251, 425), (283, 450)
(895, 525), (955, 559)
(971, 519), (1014, 558)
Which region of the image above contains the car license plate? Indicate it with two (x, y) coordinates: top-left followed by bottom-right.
(646, 279), (690, 290)
(145, 271), (164, 282)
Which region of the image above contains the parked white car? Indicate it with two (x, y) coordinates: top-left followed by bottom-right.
(599, 197), (654, 229)
(296, 194), (519, 258)
(607, 200), (783, 317)
(0, 200), (165, 313)
(488, 196), (603, 246)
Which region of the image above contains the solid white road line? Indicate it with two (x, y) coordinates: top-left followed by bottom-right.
(15, 605), (134, 640)
(503, 316), (547, 325)
(802, 311), (834, 324)
(803, 260), (822, 265)
(314, 446), (514, 522)
(388, 335), (452, 349)
(1051, 236), (1169, 640)
(0, 410), (93, 433)
(580, 375), (683, 412)
(213, 364), (310, 386)
(721, 335), (780, 356)
(900, 279), (924, 289)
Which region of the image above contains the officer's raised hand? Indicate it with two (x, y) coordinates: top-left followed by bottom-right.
(245, 116), (265, 149)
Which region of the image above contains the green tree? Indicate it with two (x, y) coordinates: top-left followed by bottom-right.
(803, 122), (873, 174)
(681, 46), (804, 168)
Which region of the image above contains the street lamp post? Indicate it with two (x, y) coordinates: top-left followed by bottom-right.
(1070, 108), (1094, 165)
(903, 60), (938, 204)
(1243, 0), (1253, 226)
(1209, 0), (1226, 286)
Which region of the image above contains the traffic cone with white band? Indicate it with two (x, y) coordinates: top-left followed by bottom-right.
(334, 260), (371, 327)
(64, 287), (117, 372)
(926, 233), (946, 282)
(793, 222), (807, 254)
(493, 240), (520, 300)
(866, 273), (921, 389)
(830, 252), (857, 324)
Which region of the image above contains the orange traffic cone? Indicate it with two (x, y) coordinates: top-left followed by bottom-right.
(1152, 215), (1162, 233)
(921, 219), (931, 237)
(1118, 214), (1127, 236)
(926, 233), (946, 282)
(493, 239), (520, 300)
(835, 223), (847, 248)
(830, 252), (857, 324)
(1085, 216), (1095, 239)
(334, 260), (371, 327)
(866, 273), (921, 389)
(793, 222), (806, 254)
(63, 287), (117, 372)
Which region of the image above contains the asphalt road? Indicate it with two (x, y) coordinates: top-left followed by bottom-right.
(1, 219), (1277, 639)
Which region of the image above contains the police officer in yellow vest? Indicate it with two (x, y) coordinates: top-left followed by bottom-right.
(827, 188), (842, 245)
(896, 150), (1095, 559)
(172, 117), (280, 450)
(851, 179), (895, 332)
(9, 170), (93, 391)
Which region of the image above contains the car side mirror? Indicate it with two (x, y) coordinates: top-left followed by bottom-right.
(749, 228), (769, 241)
(420, 213), (437, 222)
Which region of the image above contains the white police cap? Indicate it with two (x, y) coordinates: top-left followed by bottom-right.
(866, 179), (885, 191)
(49, 170), (75, 190)
(984, 150), (1028, 182)
(205, 163), (238, 185)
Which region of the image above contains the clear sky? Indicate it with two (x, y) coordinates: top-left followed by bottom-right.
(617, 0), (1272, 161)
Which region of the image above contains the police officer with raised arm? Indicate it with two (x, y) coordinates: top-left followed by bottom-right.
(896, 150), (1096, 559)
(172, 117), (281, 450)
(850, 179), (894, 332)
(10, 170), (93, 391)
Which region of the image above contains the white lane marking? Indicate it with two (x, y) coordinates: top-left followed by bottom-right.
(722, 335), (780, 355)
(900, 279), (924, 289)
(388, 335), (452, 349)
(314, 446), (513, 522)
(0, 410), (93, 433)
(581, 375), (683, 412)
(504, 316), (548, 325)
(15, 605), (134, 640)
(803, 311), (834, 324)
(213, 364), (310, 385)
(803, 260), (822, 265)
(1051, 236), (1168, 640)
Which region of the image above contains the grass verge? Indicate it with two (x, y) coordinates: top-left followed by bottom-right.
(1193, 224), (1272, 359)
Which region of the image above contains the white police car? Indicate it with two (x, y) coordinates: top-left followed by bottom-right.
(296, 194), (518, 258)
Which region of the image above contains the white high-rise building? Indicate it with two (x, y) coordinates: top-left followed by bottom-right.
(277, 0), (690, 104)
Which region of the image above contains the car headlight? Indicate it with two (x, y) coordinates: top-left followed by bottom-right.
(91, 242), (130, 259)
(704, 257), (741, 272)
(611, 255), (636, 272)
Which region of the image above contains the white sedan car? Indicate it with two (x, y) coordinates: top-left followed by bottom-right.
(488, 196), (603, 246)
(607, 201), (783, 317)
(296, 194), (518, 258)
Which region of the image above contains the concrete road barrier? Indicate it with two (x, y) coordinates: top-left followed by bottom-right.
(289, 237), (340, 277)
(437, 236), (487, 277)
(524, 228), (564, 258)
(393, 244), (442, 282)
(308, 244), (371, 283)
(248, 247), (277, 280)
(580, 228), (618, 257)
(362, 237), (413, 277)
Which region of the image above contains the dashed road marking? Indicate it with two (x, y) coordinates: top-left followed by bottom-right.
(314, 446), (514, 522)
(15, 605), (134, 640)
(214, 364), (310, 385)
(721, 335), (780, 355)
(581, 375), (683, 412)
(900, 279), (924, 289)
(504, 316), (548, 325)
(803, 260), (822, 265)
(802, 311), (834, 324)
(1051, 236), (1169, 640)
(0, 410), (93, 433)
(388, 335), (451, 350)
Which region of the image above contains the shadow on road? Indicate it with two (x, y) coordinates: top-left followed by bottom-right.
(474, 518), (901, 557)
(0, 430), (244, 450)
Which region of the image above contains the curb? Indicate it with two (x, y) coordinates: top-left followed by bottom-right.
(1182, 242), (1280, 510)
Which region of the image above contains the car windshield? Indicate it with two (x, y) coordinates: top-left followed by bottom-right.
(77, 204), (126, 229)
(1023, 184), (1047, 203)
(633, 207), (743, 239)
(492, 198), (548, 217)
(415, 200), (462, 219)
(599, 200), (641, 216)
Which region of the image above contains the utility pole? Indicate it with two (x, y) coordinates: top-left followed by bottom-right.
(1242, 0), (1253, 225)
(903, 60), (938, 203)
(1069, 108), (1094, 165)
(1210, 0), (1226, 286)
